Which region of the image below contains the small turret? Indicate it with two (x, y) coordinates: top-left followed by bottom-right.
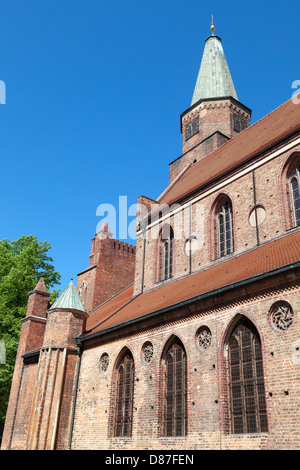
(25, 278), (88, 449)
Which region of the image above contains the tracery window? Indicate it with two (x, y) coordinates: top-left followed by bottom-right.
(228, 318), (268, 434)
(215, 198), (234, 258)
(159, 225), (174, 281)
(113, 350), (135, 437)
(290, 165), (300, 227)
(163, 339), (187, 437)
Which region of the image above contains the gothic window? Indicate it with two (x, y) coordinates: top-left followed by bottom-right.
(159, 225), (174, 281)
(228, 318), (268, 434)
(113, 350), (135, 437)
(289, 165), (300, 227)
(215, 198), (234, 258)
(163, 339), (187, 437)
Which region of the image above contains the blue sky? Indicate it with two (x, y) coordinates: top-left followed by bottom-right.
(0, 0), (299, 292)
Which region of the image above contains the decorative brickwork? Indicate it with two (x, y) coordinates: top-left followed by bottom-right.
(2, 29), (300, 452)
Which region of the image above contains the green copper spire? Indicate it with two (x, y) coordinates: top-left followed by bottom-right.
(191, 22), (238, 105)
(49, 278), (86, 312)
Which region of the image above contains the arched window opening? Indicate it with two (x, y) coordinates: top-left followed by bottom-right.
(159, 225), (174, 281)
(290, 165), (300, 226)
(113, 350), (135, 437)
(216, 199), (234, 258)
(228, 317), (268, 434)
(163, 339), (187, 437)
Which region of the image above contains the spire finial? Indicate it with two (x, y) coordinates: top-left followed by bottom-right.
(210, 15), (215, 35)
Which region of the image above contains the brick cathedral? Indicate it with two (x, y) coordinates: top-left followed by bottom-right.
(2, 24), (300, 450)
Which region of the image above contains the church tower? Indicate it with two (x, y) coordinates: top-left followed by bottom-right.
(169, 21), (252, 183)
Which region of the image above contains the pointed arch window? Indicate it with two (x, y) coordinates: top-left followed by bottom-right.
(113, 350), (135, 437)
(290, 165), (300, 227)
(159, 225), (174, 281)
(216, 199), (234, 258)
(228, 318), (268, 434)
(163, 339), (187, 437)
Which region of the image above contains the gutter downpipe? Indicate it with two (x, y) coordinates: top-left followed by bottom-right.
(68, 342), (82, 450)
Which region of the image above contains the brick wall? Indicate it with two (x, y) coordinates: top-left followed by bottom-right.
(1, 283), (50, 450)
(169, 98), (251, 183)
(134, 143), (300, 296)
(77, 236), (136, 313)
(70, 273), (300, 450)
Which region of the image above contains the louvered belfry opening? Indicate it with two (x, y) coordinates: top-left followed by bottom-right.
(228, 318), (268, 434)
(114, 350), (135, 437)
(164, 339), (187, 437)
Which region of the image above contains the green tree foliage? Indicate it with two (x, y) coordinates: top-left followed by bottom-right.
(0, 235), (61, 440)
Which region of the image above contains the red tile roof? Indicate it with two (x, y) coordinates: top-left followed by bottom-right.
(157, 97), (300, 207)
(83, 229), (300, 338)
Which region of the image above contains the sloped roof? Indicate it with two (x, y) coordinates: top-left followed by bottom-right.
(157, 97), (300, 208)
(81, 229), (300, 339)
(49, 279), (86, 312)
(33, 278), (48, 292)
(191, 35), (238, 105)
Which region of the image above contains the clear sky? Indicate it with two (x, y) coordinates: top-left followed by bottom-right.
(0, 0), (299, 292)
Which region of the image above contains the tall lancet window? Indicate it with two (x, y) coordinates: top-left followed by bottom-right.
(159, 224), (174, 281)
(290, 165), (300, 226)
(228, 317), (268, 434)
(216, 199), (234, 258)
(163, 339), (187, 437)
(113, 350), (135, 437)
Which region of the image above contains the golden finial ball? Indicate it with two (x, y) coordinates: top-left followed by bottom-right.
(210, 24), (215, 34)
